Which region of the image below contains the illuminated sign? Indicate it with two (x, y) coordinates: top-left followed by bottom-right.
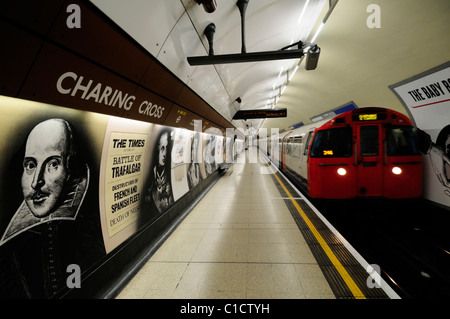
(359, 114), (378, 121)
(323, 150), (334, 156)
(233, 108), (287, 120)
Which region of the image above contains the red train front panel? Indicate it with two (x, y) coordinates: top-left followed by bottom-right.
(307, 108), (423, 199)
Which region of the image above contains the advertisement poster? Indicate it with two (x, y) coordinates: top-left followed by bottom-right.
(139, 126), (177, 229)
(99, 117), (153, 253)
(204, 134), (217, 176)
(0, 96), (107, 298)
(171, 128), (191, 201)
(215, 135), (224, 166)
(390, 62), (450, 208)
(187, 131), (206, 190)
(104, 132), (147, 237)
(172, 128), (191, 166)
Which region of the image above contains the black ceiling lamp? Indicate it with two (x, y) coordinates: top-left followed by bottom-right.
(281, 40), (321, 71)
(188, 0), (319, 66)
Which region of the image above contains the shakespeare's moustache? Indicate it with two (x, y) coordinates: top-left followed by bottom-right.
(25, 189), (50, 202)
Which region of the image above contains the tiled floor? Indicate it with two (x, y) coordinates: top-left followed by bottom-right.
(116, 151), (335, 299)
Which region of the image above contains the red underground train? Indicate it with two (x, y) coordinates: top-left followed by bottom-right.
(266, 107), (423, 199)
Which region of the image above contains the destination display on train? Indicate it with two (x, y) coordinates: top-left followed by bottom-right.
(232, 108), (287, 120)
(359, 114), (378, 121)
(352, 113), (386, 121)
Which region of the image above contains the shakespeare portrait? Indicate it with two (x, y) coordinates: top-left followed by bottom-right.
(0, 118), (89, 244)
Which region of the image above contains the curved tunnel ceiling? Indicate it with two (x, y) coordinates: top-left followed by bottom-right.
(266, 0), (450, 132)
(90, 0), (450, 133)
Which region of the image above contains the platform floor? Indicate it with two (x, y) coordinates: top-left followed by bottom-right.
(116, 150), (336, 299)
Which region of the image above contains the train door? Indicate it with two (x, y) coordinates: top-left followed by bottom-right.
(281, 136), (287, 170)
(281, 132), (292, 170)
(356, 124), (383, 196)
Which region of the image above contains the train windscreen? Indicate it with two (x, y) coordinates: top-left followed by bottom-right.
(310, 127), (353, 158)
(386, 126), (420, 156)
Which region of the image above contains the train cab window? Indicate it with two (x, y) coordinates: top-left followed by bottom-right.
(310, 127), (353, 158)
(360, 125), (379, 156)
(386, 126), (420, 156)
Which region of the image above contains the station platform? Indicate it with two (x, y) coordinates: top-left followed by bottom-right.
(115, 148), (399, 299)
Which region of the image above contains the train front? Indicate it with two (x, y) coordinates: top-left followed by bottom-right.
(307, 107), (423, 199)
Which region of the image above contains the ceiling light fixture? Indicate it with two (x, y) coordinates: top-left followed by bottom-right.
(288, 64), (299, 81)
(311, 0), (339, 42)
(187, 48), (306, 66)
(311, 22), (324, 43)
(298, 0), (310, 24)
(187, 0), (307, 65)
(278, 67), (284, 79)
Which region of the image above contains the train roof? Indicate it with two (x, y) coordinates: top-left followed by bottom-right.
(317, 107), (413, 130)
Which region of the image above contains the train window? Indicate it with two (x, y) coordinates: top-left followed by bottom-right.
(286, 139), (292, 155)
(292, 137), (302, 157)
(360, 125), (379, 156)
(304, 132), (314, 156)
(310, 127), (353, 158)
(386, 126), (420, 156)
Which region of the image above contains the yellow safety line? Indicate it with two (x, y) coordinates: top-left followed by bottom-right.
(265, 160), (366, 299)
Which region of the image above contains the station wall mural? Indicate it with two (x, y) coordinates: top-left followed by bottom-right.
(0, 95), (237, 298)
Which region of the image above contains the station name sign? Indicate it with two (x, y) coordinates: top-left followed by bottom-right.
(56, 71), (167, 119)
(232, 108), (287, 120)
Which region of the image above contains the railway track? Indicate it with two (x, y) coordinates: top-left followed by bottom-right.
(313, 198), (450, 299)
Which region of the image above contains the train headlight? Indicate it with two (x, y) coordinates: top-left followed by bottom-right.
(337, 168), (347, 176)
(392, 167), (402, 175)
